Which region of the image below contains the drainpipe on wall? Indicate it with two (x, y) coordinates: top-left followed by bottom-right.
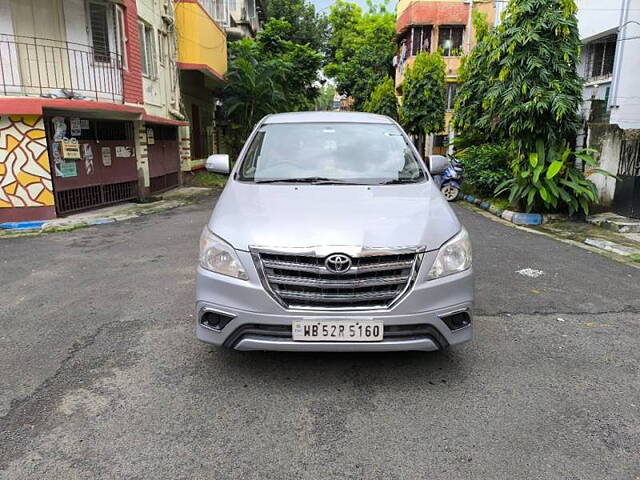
(609, 0), (631, 110)
(466, 0), (475, 54)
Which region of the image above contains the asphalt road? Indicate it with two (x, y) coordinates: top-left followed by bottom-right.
(1, 193), (639, 479)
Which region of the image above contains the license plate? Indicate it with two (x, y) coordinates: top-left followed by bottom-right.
(292, 319), (383, 342)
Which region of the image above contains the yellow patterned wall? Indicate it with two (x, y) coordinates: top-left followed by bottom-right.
(0, 115), (54, 208)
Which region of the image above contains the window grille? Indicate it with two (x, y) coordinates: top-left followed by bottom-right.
(586, 35), (616, 80)
(89, 2), (111, 62)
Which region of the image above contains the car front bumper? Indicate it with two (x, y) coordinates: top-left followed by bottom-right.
(196, 250), (474, 352)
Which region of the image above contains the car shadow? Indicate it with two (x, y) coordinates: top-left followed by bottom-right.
(203, 346), (471, 391)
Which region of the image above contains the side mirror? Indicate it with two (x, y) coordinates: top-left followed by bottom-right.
(427, 155), (449, 175)
(205, 154), (230, 174)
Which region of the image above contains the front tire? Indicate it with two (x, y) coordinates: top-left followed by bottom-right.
(441, 183), (460, 202)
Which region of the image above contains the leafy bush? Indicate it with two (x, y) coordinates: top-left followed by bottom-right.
(363, 77), (398, 120)
(495, 141), (614, 216)
(458, 144), (513, 197)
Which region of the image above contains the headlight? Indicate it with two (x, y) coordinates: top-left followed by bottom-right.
(426, 227), (472, 280)
(199, 227), (249, 280)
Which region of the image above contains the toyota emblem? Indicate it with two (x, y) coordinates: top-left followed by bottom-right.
(325, 254), (352, 274)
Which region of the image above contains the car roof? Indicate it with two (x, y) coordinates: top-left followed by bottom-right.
(262, 111), (395, 125)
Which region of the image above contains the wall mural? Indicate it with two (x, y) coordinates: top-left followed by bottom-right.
(0, 115), (54, 208)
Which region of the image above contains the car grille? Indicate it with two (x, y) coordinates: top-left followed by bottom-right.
(254, 251), (420, 309)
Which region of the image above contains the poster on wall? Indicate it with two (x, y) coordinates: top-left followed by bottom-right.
(101, 147), (112, 166)
(115, 146), (133, 158)
(80, 119), (90, 130)
(61, 138), (81, 159)
(59, 160), (77, 178)
(146, 128), (155, 145)
(70, 117), (81, 136)
(51, 141), (63, 177)
(83, 144), (94, 175)
(52, 117), (67, 141)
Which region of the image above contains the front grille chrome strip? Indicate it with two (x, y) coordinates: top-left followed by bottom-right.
(268, 274), (408, 289)
(261, 259), (415, 275)
(251, 247), (423, 311)
(277, 290), (400, 303)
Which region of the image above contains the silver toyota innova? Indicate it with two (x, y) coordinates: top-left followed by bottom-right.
(196, 112), (473, 352)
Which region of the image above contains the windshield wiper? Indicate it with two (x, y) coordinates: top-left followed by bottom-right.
(255, 177), (362, 185)
(377, 178), (419, 185)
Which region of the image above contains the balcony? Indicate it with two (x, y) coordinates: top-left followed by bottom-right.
(175, 0), (228, 82)
(0, 35), (124, 102)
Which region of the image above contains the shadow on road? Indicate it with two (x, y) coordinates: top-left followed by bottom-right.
(201, 347), (470, 390)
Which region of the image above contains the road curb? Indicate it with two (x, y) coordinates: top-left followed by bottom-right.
(1, 201), (187, 236)
(0, 220), (46, 231)
(463, 195), (563, 226)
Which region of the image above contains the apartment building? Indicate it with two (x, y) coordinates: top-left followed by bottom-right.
(0, 0), (188, 222)
(395, 0), (496, 155)
(576, 0), (640, 217)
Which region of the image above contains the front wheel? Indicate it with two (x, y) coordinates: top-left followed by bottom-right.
(441, 183), (460, 202)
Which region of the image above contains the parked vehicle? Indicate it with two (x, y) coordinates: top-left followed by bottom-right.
(432, 154), (463, 202)
(197, 112), (473, 352)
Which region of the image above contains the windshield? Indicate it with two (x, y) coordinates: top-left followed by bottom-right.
(236, 122), (426, 184)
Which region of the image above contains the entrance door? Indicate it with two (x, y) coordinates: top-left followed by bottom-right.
(11, 0), (71, 94)
(46, 118), (139, 215)
(613, 137), (640, 219)
(147, 125), (180, 194)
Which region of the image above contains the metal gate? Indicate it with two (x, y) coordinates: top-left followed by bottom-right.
(614, 136), (640, 219)
(46, 118), (139, 215)
(147, 124), (180, 194)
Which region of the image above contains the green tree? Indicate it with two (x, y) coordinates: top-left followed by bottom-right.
(325, 0), (396, 110)
(399, 52), (446, 151)
(363, 76), (398, 120)
(454, 0), (583, 151)
(223, 20), (322, 153)
(223, 40), (287, 154)
(266, 0), (329, 53)
(256, 19), (323, 112)
(451, 11), (492, 146)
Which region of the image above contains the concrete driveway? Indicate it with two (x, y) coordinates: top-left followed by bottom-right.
(1, 193), (639, 479)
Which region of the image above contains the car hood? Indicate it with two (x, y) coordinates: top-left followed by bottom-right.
(208, 181), (461, 252)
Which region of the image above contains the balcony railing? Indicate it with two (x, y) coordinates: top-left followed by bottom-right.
(0, 35), (124, 103)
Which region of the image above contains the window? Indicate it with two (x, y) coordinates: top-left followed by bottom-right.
(214, 0), (228, 26)
(410, 26), (432, 57)
(587, 36), (616, 79)
(201, 0), (229, 27)
(433, 134), (448, 148)
(246, 0), (256, 20)
(438, 26), (464, 56)
(115, 5), (128, 70)
(139, 21), (156, 78)
(88, 2), (110, 62)
(446, 83), (457, 111)
(158, 31), (167, 66)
